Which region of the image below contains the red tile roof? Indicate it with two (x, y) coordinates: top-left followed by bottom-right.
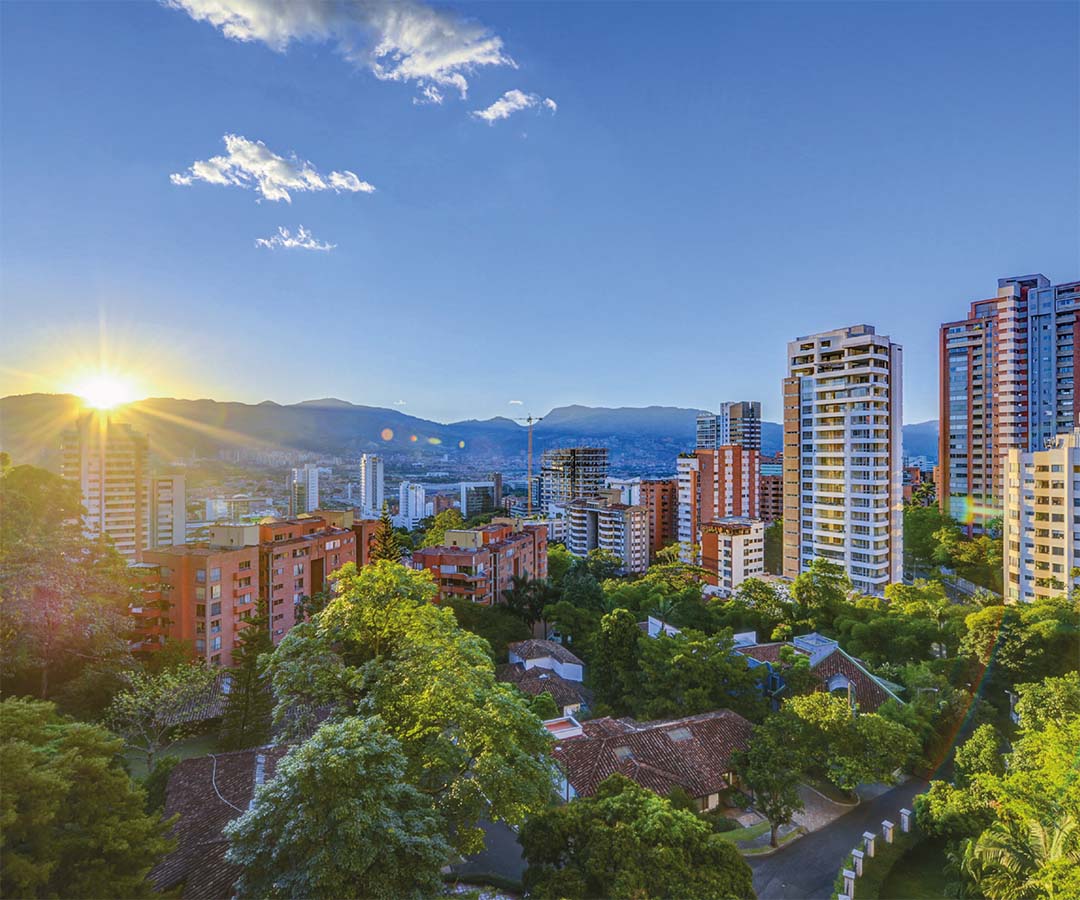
(508, 639), (584, 666)
(496, 663), (590, 708)
(552, 710), (752, 799)
(149, 746), (287, 900)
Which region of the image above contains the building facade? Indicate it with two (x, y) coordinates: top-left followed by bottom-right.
(460, 481), (499, 518)
(540, 447), (609, 513)
(677, 446), (759, 559)
(1003, 428), (1080, 604)
(939, 275), (1079, 533)
(759, 457), (784, 524)
(60, 415), (186, 560)
(397, 480), (427, 528)
(696, 401), (762, 451)
(640, 477), (678, 561)
(566, 492), (649, 574)
(359, 453), (385, 517)
(782, 324), (903, 595)
(411, 520), (548, 605)
(287, 465), (319, 516)
(700, 517), (765, 595)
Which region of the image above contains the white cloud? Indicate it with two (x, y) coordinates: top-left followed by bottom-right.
(394, 399), (407, 406)
(170, 134), (375, 203)
(471, 89), (557, 124)
(413, 84), (444, 106)
(255, 225), (336, 251)
(508, 399), (523, 405)
(167, 0), (514, 100)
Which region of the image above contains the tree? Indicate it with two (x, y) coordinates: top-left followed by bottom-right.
(589, 608), (642, 713)
(954, 724), (1005, 787)
(735, 712), (807, 847)
(106, 662), (217, 773)
(219, 603), (274, 751)
(561, 565), (604, 610)
(0, 464), (136, 711)
(791, 558), (851, 629)
(528, 691), (561, 720)
(903, 505), (954, 570)
(446, 596), (530, 660)
(225, 716), (450, 900)
(420, 508), (464, 549)
(502, 575), (557, 629)
(764, 518), (783, 574)
(971, 816), (1080, 900)
(547, 543), (574, 589)
(786, 693), (918, 791)
(0, 698), (173, 898)
(369, 503), (403, 562)
(264, 561), (554, 855)
(519, 775), (756, 900)
(583, 547), (624, 581)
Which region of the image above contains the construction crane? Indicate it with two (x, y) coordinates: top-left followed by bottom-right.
(513, 415), (543, 515)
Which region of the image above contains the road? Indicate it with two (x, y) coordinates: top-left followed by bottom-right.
(749, 778), (928, 900)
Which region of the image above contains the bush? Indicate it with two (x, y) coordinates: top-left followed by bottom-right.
(141, 754), (180, 814)
(702, 809), (740, 833)
(666, 786), (699, 814)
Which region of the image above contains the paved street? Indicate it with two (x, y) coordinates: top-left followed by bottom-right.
(749, 778), (928, 900)
(451, 820), (525, 884)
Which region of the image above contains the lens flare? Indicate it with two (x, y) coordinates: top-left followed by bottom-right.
(380, 428), (394, 441)
(75, 374), (136, 409)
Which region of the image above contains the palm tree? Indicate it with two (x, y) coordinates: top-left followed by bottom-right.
(649, 596), (677, 631)
(972, 815), (1080, 900)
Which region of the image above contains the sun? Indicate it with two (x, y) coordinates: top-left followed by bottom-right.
(76, 374), (136, 410)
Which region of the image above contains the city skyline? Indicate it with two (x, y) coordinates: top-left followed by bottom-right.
(2, 1), (1077, 423)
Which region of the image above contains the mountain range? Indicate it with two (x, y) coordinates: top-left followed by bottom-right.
(0, 393), (938, 473)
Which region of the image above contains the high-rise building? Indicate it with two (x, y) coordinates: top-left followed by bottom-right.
(60, 415), (186, 560)
(939, 275), (1079, 533)
(700, 518), (765, 595)
(1003, 428), (1080, 604)
(677, 446), (759, 560)
(783, 324), (903, 595)
(397, 481), (427, 528)
(566, 491), (649, 574)
(359, 454), (385, 517)
(460, 481), (499, 518)
(759, 456), (784, 524)
(696, 402), (762, 451)
(287, 465), (320, 516)
(540, 447), (609, 513)
(639, 478), (678, 561)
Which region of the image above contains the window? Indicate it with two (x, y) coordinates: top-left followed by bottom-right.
(211, 602), (222, 616)
(210, 584), (221, 600)
(195, 569), (206, 583)
(211, 636), (222, 651)
(210, 567), (221, 582)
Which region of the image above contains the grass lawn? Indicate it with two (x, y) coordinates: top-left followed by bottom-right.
(124, 731), (220, 781)
(880, 838), (954, 900)
(715, 820), (771, 843)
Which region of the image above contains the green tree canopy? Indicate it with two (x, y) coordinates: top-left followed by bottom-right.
(369, 503), (404, 562)
(0, 697), (173, 899)
(264, 561), (554, 855)
(419, 508), (465, 548)
(589, 608), (642, 714)
(519, 774), (756, 900)
(218, 602), (274, 751)
(735, 711), (808, 847)
(224, 715), (450, 900)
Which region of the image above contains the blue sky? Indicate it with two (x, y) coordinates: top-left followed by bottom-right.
(1, 0), (1076, 424)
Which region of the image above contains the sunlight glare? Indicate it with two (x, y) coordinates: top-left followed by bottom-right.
(76, 374), (136, 409)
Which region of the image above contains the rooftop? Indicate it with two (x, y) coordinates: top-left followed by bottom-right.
(508, 639), (584, 666)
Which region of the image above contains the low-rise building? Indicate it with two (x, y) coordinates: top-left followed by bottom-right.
(411, 519), (548, 605)
(550, 710), (753, 809)
(498, 639), (589, 717)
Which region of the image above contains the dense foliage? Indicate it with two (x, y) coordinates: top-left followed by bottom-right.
(519, 774), (756, 899)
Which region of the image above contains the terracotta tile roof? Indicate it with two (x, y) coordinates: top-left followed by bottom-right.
(507, 639), (584, 667)
(812, 648), (901, 712)
(496, 663), (590, 708)
(149, 746), (287, 900)
(551, 710), (752, 799)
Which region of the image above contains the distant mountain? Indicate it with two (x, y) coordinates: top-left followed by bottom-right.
(0, 393), (937, 473)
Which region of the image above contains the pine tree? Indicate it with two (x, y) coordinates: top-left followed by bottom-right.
(369, 503), (403, 562)
(219, 601), (274, 751)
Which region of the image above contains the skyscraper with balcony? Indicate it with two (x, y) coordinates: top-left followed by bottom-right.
(60, 415), (186, 560)
(539, 447), (608, 513)
(359, 453), (385, 517)
(939, 275), (1079, 533)
(782, 325), (903, 595)
(397, 480), (427, 528)
(1003, 428), (1080, 603)
(696, 401), (762, 451)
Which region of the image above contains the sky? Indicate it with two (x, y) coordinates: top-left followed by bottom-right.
(1, 1), (1077, 425)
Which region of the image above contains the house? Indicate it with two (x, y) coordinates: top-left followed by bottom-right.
(733, 631), (904, 713)
(507, 639), (584, 681)
(549, 710), (753, 811)
(500, 639), (589, 716)
(638, 615), (682, 638)
(149, 746), (287, 899)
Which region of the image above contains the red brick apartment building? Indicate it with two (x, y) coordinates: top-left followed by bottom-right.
(135, 513), (357, 663)
(412, 519), (548, 605)
(639, 478), (678, 561)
